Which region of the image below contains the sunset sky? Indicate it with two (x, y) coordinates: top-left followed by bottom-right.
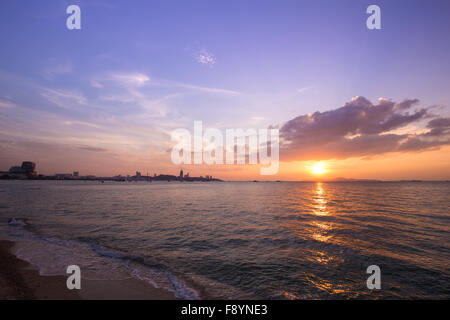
(1, 0), (449, 180)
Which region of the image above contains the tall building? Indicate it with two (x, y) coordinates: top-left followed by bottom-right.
(21, 162), (36, 173)
(9, 161), (36, 178)
(179, 169), (183, 180)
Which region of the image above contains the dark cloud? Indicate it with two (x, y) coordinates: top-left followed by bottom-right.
(280, 96), (450, 161)
(424, 117), (450, 136)
(76, 145), (109, 153)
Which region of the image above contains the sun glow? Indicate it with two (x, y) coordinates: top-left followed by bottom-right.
(310, 162), (327, 175)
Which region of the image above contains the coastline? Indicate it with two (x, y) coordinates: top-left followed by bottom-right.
(0, 239), (176, 300)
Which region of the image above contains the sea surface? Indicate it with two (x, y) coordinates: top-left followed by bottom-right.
(0, 180), (449, 299)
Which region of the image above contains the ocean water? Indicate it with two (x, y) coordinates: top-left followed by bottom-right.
(0, 180), (449, 299)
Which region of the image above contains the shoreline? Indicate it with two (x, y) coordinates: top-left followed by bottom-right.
(0, 239), (177, 300)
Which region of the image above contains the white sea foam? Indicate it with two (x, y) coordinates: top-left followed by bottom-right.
(4, 222), (200, 299)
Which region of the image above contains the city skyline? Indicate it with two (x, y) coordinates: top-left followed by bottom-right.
(1, 160), (219, 181)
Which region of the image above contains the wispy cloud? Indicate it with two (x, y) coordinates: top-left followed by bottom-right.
(92, 72), (150, 88)
(296, 86), (313, 94)
(42, 60), (73, 80)
(93, 71), (239, 96)
(109, 72), (150, 87)
(175, 82), (239, 95)
(39, 87), (88, 110)
(92, 72), (173, 117)
(0, 99), (16, 108)
(90, 80), (103, 88)
(76, 145), (109, 153)
(0, 68), (241, 174)
(196, 49), (216, 67)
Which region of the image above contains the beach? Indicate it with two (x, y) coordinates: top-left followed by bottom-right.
(0, 239), (176, 300)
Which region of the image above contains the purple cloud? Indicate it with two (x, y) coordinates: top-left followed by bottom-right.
(280, 96), (450, 161)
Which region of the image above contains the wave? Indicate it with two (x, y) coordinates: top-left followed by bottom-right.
(88, 243), (200, 299)
(3, 221), (200, 300)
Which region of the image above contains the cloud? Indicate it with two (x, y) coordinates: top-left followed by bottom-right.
(424, 117), (450, 136)
(280, 96), (450, 161)
(93, 72), (150, 88)
(196, 49), (216, 66)
(109, 72), (150, 87)
(43, 61), (73, 80)
(92, 71), (238, 96)
(90, 80), (103, 88)
(175, 82), (239, 95)
(77, 145), (109, 153)
(0, 99), (16, 108)
(39, 87), (88, 110)
(296, 86), (313, 94)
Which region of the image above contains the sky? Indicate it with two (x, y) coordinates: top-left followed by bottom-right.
(0, 0), (449, 180)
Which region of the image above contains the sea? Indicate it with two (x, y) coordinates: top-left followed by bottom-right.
(0, 180), (449, 299)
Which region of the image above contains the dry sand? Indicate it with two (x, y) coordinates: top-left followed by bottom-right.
(0, 239), (176, 300)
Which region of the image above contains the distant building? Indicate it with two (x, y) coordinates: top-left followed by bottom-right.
(21, 162), (36, 173)
(136, 171), (141, 178)
(9, 166), (23, 174)
(73, 171), (79, 178)
(55, 173), (73, 179)
(112, 174), (125, 181)
(179, 169), (183, 180)
(0, 171), (9, 179)
(9, 161), (36, 178)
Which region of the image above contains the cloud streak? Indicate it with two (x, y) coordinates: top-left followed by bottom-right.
(42, 60), (73, 80)
(280, 96), (450, 161)
(39, 87), (88, 110)
(0, 99), (16, 108)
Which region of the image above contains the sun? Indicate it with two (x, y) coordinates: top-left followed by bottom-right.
(310, 162), (327, 175)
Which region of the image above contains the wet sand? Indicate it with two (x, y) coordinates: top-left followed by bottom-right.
(0, 240), (176, 300)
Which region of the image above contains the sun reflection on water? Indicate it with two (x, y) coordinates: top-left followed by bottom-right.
(311, 183), (333, 243)
(306, 275), (347, 295)
(313, 183), (328, 216)
(311, 222), (332, 243)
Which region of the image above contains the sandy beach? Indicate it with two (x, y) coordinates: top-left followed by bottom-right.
(0, 239), (176, 300)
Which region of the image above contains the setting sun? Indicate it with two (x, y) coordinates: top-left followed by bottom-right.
(310, 162), (327, 175)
